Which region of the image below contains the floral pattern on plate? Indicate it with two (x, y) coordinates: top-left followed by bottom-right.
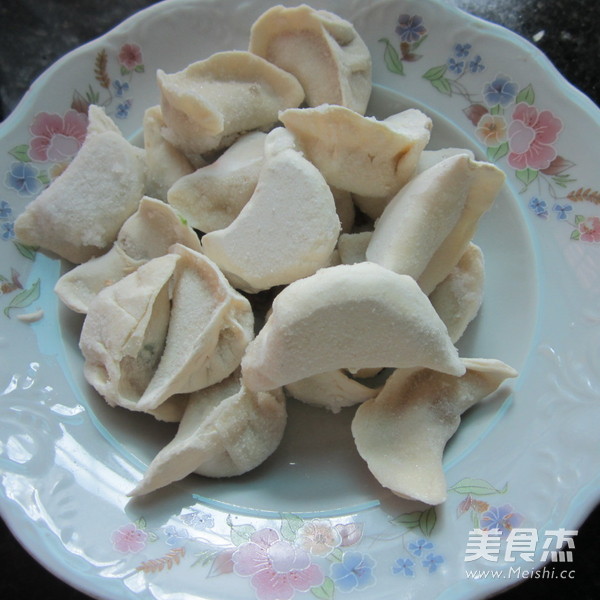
(380, 12), (600, 243)
(0, 42), (145, 318)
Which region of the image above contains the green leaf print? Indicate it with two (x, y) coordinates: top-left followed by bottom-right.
(515, 83), (535, 105)
(4, 278), (40, 318)
(379, 38), (404, 75)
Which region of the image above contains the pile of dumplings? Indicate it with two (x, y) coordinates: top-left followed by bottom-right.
(15, 5), (517, 505)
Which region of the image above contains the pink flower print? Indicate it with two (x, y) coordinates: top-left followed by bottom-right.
(28, 109), (88, 163)
(233, 528), (324, 600)
(297, 520), (341, 557)
(111, 523), (148, 553)
(119, 43), (143, 70)
(578, 216), (600, 242)
(507, 103), (563, 171)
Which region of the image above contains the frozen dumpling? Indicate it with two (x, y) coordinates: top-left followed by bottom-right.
(137, 244), (254, 410)
(366, 154), (505, 293)
(280, 105), (431, 198)
(285, 369), (381, 413)
(167, 131), (267, 233)
(201, 127), (341, 293)
(80, 253), (178, 411)
(337, 231), (372, 265)
(429, 243), (485, 343)
(249, 4), (372, 114)
(143, 105), (195, 201)
(157, 50), (304, 159)
(55, 196), (201, 313)
(15, 105), (146, 263)
(129, 373), (287, 496)
(241, 262), (465, 392)
(351, 359), (518, 504)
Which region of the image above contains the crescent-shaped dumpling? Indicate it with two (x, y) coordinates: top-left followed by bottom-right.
(167, 131), (267, 233)
(249, 4), (372, 114)
(54, 196), (201, 313)
(79, 253), (178, 411)
(137, 244), (254, 410)
(351, 358), (518, 505)
(241, 262), (465, 392)
(200, 128), (341, 293)
(157, 50), (304, 159)
(14, 105), (146, 263)
(429, 243), (485, 344)
(142, 105), (195, 200)
(366, 153), (505, 293)
(129, 373), (287, 496)
(284, 369), (381, 414)
(279, 105), (432, 198)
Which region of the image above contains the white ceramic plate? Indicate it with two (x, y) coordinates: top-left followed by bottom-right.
(1, 1), (599, 599)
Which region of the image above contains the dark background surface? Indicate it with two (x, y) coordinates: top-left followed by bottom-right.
(1, 0), (599, 599)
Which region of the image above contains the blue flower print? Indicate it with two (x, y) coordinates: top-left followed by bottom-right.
(395, 14), (427, 43)
(553, 203), (573, 220)
(529, 197), (549, 218)
(480, 504), (524, 538)
(2, 222), (15, 240)
(180, 507), (215, 530)
(330, 551), (375, 592)
(447, 58), (465, 75)
(483, 74), (518, 107)
(0, 200), (12, 219)
(163, 525), (190, 546)
(408, 538), (434, 557)
(454, 43), (471, 57)
(469, 55), (485, 73)
(4, 162), (42, 197)
(113, 79), (130, 97)
(392, 557), (415, 577)
(422, 553), (444, 573)
(115, 99), (132, 119)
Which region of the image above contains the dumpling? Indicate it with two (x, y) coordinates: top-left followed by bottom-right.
(157, 50), (304, 160)
(337, 231), (372, 265)
(366, 154), (505, 293)
(137, 244), (255, 410)
(351, 358), (518, 504)
(201, 127), (341, 293)
(241, 262), (465, 392)
(14, 105), (146, 264)
(284, 369), (381, 413)
(429, 243), (485, 344)
(129, 373), (287, 496)
(249, 4), (372, 114)
(167, 131), (267, 233)
(279, 105), (431, 198)
(80, 253), (178, 411)
(55, 196), (201, 313)
(142, 105), (195, 201)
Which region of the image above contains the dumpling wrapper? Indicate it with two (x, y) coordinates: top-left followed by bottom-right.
(129, 373), (287, 496)
(337, 231), (372, 265)
(15, 105), (146, 264)
(241, 262), (465, 392)
(285, 369), (381, 413)
(353, 148), (477, 220)
(280, 105), (431, 198)
(157, 50), (304, 159)
(137, 244), (254, 410)
(366, 154), (505, 294)
(167, 131), (267, 233)
(249, 4), (372, 114)
(80, 253), (178, 411)
(55, 196), (201, 314)
(201, 128), (341, 293)
(143, 105), (195, 201)
(351, 358), (518, 505)
(429, 243), (485, 344)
